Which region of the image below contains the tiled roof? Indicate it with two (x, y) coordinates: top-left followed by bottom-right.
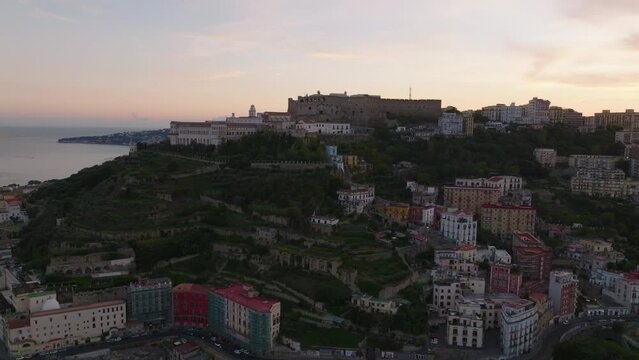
(213, 283), (278, 312)
(32, 300), (124, 318)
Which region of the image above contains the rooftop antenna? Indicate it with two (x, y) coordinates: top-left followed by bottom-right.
(409, 86), (412, 100)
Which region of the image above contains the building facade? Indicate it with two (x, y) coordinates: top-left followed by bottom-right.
(172, 283), (212, 328)
(499, 299), (538, 359)
(5, 298), (126, 358)
(548, 271), (578, 320)
(512, 231), (552, 281)
(287, 91), (442, 126)
(443, 186), (501, 214)
(438, 113), (465, 137)
(533, 148), (557, 168)
(480, 204), (536, 238)
(208, 283), (280, 354)
(594, 109), (639, 131)
(489, 263), (522, 296)
(127, 278), (172, 327)
(440, 209), (477, 246)
(337, 184), (375, 214)
(570, 169), (627, 197)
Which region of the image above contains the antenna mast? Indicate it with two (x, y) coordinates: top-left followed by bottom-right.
(409, 86), (412, 100)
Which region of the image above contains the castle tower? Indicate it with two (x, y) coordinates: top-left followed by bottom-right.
(249, 104), (257, 117)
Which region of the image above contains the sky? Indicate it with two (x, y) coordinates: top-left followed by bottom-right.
(1, 0), (639, 127)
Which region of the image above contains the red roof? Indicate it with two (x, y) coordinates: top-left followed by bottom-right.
(454, 244), (476, 251)
(172, 283), (214, 295)
(529, 291), (548, 303)
(32, 300), (124, 318)
(513, 231), (543, 245)
(481, 203), (534, 210)
(213, 283), (279, 312)
(8, 319), (29, 329)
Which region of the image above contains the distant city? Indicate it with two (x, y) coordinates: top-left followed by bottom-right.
(2, 89), (639, 360)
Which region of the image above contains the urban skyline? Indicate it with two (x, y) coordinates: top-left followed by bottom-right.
(2, 0), (639, 127)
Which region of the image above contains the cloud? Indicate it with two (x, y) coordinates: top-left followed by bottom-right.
(624, 33), (639, 50)
(179, 70), (247, 82)
(18, 0), (75, 22)
(539, 72), (639, 87)
(560, 0), (639, 20)
(310, 52), (364, 61)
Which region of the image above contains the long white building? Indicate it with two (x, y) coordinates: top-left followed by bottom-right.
(440, 208), (477, 246)
(4, 294), (126, 358)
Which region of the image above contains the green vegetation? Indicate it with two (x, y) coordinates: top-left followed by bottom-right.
(274, 269), (352, 305)
(553, 326), (639, 360)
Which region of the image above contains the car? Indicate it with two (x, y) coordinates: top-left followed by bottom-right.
(214, 342), (222, 348)
(562, 319), (569, 325)
(430, 338), (438, 345)
(234, 350), (242, 355)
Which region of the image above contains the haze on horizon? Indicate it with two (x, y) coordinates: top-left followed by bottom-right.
(2, 0), (639, 128)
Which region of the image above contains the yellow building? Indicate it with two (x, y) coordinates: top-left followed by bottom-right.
(480, 204), (536, 238)
(580, 239), (613, 254)
(443, 186), (501, 214)
(385, 202), (410, 223)
(343, 155), (359, 168)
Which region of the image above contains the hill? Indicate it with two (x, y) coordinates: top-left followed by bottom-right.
(58, 129), (169, 145)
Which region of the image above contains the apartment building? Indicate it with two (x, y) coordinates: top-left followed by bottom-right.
(446, 309), (484, 348)
(434, 245), (479, 277)
(434, 276), (486, 313)
(568, 155), (620, 169)
(127, 277), (172, 327)
(489, 263), (522, 296)
(5, 297), (126, 358)
(337, 184), (375, 214)
(440, 209), (477, 246)
(533, 148), (557, 168)
(477, 246), (512, 264)
(456, 293), (521, 329)
(208, 283), (280, 354)
(443, 186), (501, 214)
(549, 106), (583, 127)
(480, 204), (536, 238)
(570, 168), (627, 197)
(500, 299), (538, 359)
(172, 283), (213, 328)
(548, 271), (578, 320)
(594, 109), (639, 131)
(603, 272), (639, 314)
(512, 231), (552, 281)
(522, 97), (550, 125)
(455, 176), (523, 195)
(295, 121), (351, 135)
(438, 113), (466, 137)
(529, 292), (554, 339)
(351, 294), (399, 315)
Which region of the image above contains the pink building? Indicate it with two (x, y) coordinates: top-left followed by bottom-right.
(489, 263), (522, 296)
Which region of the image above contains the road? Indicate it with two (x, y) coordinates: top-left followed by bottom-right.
(26, 328), (245, 360)
(523, 315), (639, 360)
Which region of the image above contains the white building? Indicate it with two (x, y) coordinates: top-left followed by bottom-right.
(438, 113), (465, 136)
(522, 97), (550, 125)
(433, 276), (485, 313)
(477, 246), (512, 264)
(548, 271), (578, 320)
(568, 155), (620, 169)
(5, 296), (126, 358)
(296, 121), (351, 135)
(337, 184), (375, 214)
(502, 103), (523, 124)
(0, 201), (28, 224)
(351, 294), (400, 315)
(590, 268), (624, 290)
(533, 148), (557, 168)
(500, 299), (538, 359)
(446, 309), (484, 348)
(603, 273), (639, 314)
(440, 209), (477, 246)
(455, 176), (523, 195)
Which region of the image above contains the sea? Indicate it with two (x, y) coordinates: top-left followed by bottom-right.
(0, 126), (132, 186)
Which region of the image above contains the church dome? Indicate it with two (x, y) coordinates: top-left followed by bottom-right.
(41, 298), (61, 311)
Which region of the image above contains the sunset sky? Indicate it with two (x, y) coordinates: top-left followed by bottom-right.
(2, 0), (639, 127)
